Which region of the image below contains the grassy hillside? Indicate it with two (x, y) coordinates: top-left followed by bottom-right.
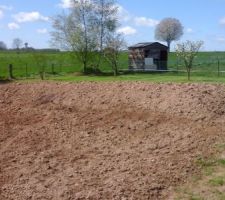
(0, 51), (225, 78)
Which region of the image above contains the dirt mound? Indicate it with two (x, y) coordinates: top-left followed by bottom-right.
(0, 82), (225, 200)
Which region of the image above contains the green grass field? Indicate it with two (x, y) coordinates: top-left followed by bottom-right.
(1, 51), (225, 82)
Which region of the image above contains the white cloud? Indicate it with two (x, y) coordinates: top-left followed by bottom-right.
(8, 22), (20, 30)
(0, 10), (3, 19)
(117, 4), (131, 22)
(0, 5), (13, 20)
(220, 17), (225, 25)
(37, 28), (48, 34)
(134, 17), (159, 27)
(216, 36), (225, 42)
(58, 0), (73, 8)
(58, 0), (91, 8)
(187, 28), (194, 33)
(13, 12), (49, 23)
(117, 26), (137, 35)
(0, 5), (13, 10)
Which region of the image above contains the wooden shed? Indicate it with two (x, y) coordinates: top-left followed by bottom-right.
(128, 42), (168, 71)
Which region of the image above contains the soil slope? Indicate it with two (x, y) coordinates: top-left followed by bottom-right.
(0, 82), (225, 200)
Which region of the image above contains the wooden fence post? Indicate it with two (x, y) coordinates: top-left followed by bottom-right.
(25, 63), (28, 78)
(217, 57), (220, 77)
(40, 65), (45, 80)
(51, 63), (55, 74)
(59, 63), (62, 73)
(8, 64), (14, 80)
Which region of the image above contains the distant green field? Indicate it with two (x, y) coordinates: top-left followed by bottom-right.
(0, 51), (225, 79)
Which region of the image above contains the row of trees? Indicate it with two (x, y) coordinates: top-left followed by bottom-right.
(0, 41), (7, 50)
(0, 38), (29, 51)
(51, 0), (125, 75)
(0, 38), (60, 53)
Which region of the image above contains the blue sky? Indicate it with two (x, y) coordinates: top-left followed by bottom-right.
(0, 0), (225, 50)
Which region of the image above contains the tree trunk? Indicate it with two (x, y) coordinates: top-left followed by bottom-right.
(96, 2), (104, 71)
(113, 67), (118, 76)
(167, 41), (171, 52)
(187, 69), (191, 81)
(83, 61), (87, 74)
(81, 5), (88, 75)
(113, 63), (118, 76)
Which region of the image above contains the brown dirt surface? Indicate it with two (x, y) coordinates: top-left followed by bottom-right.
(0, 82), (225, 200)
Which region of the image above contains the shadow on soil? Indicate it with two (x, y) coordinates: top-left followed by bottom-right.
(0, 79), (13, 84)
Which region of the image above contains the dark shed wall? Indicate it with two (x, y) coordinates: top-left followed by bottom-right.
(128, 42), (168, 70)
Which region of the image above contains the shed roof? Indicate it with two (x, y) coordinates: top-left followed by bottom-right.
(129, 42), (168, 49)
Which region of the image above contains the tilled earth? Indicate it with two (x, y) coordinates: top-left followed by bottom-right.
(0, 82), (225, 200)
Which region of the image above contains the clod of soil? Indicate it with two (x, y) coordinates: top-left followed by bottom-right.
(0, 82), (225, 200)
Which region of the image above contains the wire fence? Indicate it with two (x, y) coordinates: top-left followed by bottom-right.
(124, 58), (225, 76)
(0, 52), (225, 79)
(168, 58), (225, 77)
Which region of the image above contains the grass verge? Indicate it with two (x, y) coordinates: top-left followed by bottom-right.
(14, 72), (225, 84)
(173, 143), (225, 200)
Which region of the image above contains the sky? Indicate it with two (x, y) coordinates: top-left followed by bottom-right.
(0, 0), (225, 51)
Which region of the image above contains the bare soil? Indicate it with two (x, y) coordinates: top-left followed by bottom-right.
(0, 82), (225, 200)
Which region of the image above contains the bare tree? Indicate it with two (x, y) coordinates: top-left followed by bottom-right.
(12, 38), (23, 50)
(175, 40), (204, 81)
(155, 18), (183, 51)
(93, 0), (118, 70)
(104, 33), (126, 76)
(51, 0), (99, 73)
(0, 41), (7, 50)
(51, 0), (119, 74)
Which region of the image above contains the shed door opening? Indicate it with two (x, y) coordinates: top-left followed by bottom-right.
(160, 50), (168, 61)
